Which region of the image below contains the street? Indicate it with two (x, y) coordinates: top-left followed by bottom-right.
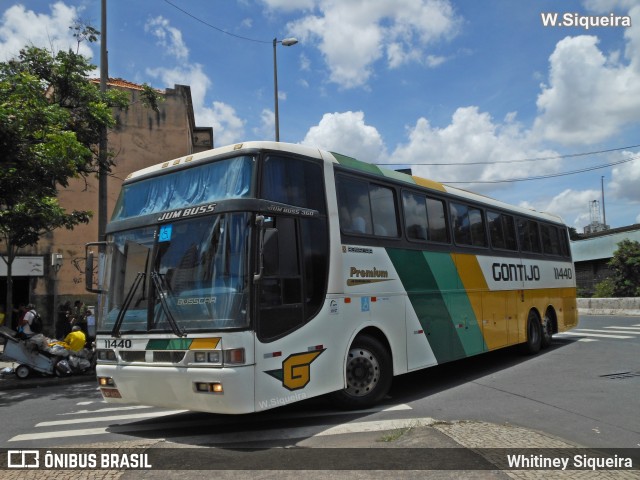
(0, 315), (638, 474)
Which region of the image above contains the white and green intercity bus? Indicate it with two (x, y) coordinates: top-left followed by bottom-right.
(86, 141), (577, 413)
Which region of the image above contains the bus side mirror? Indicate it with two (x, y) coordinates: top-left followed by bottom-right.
(85, 242), (106, 294)
(262, 228), (279, 276)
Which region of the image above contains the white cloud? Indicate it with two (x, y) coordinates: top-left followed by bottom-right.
(283, 0), (460, 88)
(202, 101), (246, 147)
(146, 63), (245, 147)
(147, 63), (210, 108)
(143, 15), (246, 147)
(390, 107), (560, 189)
(144, 16), (189, 61)
(609, 150), (640, 202)
(583, 0), (638, 12)
(0, 2), (92, 61)
(300, 111), (387, 162)
(541, 188), (601, 228)
(533, 4), (640, 146)
(261, 0), (315, 12)
(253, 108), (275, 140)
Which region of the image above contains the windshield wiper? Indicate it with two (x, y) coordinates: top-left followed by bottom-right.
(150, 271), (186, 337)
(112, 272), (145, 338)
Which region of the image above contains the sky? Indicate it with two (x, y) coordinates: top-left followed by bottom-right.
(1, 0), (640, 231)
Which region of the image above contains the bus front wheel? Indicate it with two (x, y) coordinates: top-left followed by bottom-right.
(521, 310), (542, 355)
(330, 335), (392, 409)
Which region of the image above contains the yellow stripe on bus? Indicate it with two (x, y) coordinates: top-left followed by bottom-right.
(190, 338), (221, 350)
(411, 176), (446, 192)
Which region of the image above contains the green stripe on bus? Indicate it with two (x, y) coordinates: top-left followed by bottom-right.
(146, 338), (193, 350)
(331, 152), (382, 175)
(379, 168), (416, 184)
(387, 249), (486, 362)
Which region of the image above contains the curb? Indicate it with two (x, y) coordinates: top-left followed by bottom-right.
(0, 355), (96, 390)
(0, 371), (96, 390)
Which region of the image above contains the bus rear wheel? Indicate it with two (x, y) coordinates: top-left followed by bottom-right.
(521, 310), (542, 355)
(330, 335), (392, 409)
(541, 313), (554, 349)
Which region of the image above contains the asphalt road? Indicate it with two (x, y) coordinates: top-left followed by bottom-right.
(1, 315), (638, 452)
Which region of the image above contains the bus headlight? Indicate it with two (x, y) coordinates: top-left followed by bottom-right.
(189, 348), (243, 366)
(97, 349), (117, 361)
(207, 351), (221, 363)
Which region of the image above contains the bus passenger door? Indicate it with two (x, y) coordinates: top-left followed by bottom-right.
(253, 214), (337, 411)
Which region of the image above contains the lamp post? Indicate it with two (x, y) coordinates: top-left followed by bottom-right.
(273, 37), (298, 142)
(51, 253), (63, 335)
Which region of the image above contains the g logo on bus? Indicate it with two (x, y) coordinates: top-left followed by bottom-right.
(265, 350), (325, 391)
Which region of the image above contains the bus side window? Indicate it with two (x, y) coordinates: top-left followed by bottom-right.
(488, 211), (517, 251)
(403, 191), (428, 241)
(369, 184), (398, 237)
(426, 197), (449, 243)
(541, 224), (562, 255)
(517, 218), (542, 253)
(337, 176), (373, 234)
(451, 202), (487, 247)
(262, 156), (326, 213)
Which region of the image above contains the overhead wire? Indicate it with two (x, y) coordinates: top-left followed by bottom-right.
(162, 0), (271, 44)
(375, 143), (640, 166)
(441, 154), (640, 184)
(162, 0), (638, 185)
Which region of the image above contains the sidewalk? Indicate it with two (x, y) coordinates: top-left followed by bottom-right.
(0, 341), (96, 390)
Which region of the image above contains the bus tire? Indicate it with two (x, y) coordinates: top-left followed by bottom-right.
(330, 335), (392, 409)
(541, 313), (554, 349)
(521, 310), (542, 355)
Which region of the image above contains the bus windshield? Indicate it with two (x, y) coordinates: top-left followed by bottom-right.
(111, 155), (253, 221)
(98, 212), (251, 334)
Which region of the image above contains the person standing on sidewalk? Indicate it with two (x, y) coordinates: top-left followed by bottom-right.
(56, 301), (72, 339)
(17, 304), (37, 338)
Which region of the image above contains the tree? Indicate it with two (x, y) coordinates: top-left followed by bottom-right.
(0, 36), (128, 311)
(607, 239), (640, 297)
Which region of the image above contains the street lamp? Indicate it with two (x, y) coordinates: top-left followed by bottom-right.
(273, 37), (298, 142)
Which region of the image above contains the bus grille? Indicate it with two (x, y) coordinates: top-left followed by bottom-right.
(120, 351), (146, 362)
(153, 351), (186, 363)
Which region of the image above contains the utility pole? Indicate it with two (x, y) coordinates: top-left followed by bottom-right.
(98, 0), (108, 241)
(601, 176), (607, 228)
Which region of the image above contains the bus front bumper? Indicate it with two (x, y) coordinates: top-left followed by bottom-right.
(96, 363), (256, 414)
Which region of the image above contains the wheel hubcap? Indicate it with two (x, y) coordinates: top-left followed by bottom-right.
(345, 348), (379, 397)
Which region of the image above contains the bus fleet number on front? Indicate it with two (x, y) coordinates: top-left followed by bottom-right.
(103, 339), (132, 349)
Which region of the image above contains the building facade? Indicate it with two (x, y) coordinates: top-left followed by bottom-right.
(0, 79), (213, 333)
(571, 224), (640, 297)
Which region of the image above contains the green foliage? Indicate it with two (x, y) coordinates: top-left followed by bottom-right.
(568, 227), (581, 240)
(593, 277), (615, 298)
(0, 33), (129, 309)
(140, 83), (164, 113)
(607, 239), (640, 297)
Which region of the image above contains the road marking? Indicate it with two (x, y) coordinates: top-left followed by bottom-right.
(560, 332), (632, 339)
(36, 409), (188, 427)
(11, 416), (434, 443)
(604, 326), (640, 331)
(61, 405), (153, 416)
(10, 403), (413, 442)
(575, 328), (640, 335)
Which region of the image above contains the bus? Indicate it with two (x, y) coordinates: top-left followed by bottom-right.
(86, 141), (577, 414)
